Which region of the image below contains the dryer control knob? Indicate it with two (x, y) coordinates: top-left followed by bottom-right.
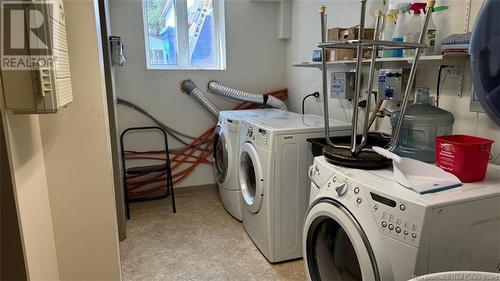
(335, 183), (348, 197)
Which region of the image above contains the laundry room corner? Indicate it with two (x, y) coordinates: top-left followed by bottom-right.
(109, 0), (288, 189)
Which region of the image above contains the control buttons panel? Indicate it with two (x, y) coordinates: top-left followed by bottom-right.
(242, 122), (270, 150)
(315, 167), (423, 247)
(227, 120), (239, 133)
(371, 198), (422, 247)
(323, 176), (365, 208)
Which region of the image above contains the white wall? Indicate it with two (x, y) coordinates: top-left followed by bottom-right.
(110, 0), (287, 187)
(285, 0), (500, 163)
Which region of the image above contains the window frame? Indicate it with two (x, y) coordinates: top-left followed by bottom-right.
(142, 0), (226, 70)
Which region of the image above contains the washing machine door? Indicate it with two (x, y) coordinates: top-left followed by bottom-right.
(213, 125), (229, 183)
(304, 198), (380, 281)
(239, 142), (264, 213)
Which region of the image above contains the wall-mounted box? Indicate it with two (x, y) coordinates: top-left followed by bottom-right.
(330, 71), (357, 99)
(0, 0), (72, 113)
(377, 68), (413, 102)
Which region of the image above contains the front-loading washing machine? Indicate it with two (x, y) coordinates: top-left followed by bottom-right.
(304, 156), (500, 281)
(213, 109), (289, 221)
(238, 113), (351, 263)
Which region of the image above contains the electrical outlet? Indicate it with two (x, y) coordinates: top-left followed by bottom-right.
(314, 86), (323, 102)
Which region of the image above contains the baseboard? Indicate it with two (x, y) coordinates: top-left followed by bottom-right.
(175, 183), (218, 197)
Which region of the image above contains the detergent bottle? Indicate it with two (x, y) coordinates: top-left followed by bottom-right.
(424, 5), (448, 55)
(423, 12), (437, 55)
(404, 3), (427, 58)
(392, 3), (410, 57)
(382, 10), (398, 57)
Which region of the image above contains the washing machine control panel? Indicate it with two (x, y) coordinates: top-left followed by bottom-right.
(226, 119), (239, 134)
(241, 122), (271, 150)
(319, 169), (425, 247)
(313, 158), (427, 248)
(366, 190), (424, 247)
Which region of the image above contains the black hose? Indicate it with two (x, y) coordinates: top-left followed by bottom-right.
(302, 92), (320, 114)
(117, 98), (200, 146)
(436, 65), (451, 107)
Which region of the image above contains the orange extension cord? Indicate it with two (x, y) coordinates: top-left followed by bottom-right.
(124, 89), (288, 199)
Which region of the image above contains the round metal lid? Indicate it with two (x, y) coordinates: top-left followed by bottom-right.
(323, 146), (392, 170)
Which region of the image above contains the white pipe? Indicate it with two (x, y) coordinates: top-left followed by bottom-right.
(207, 81), (288, 111)
(180, 79), (220, 117)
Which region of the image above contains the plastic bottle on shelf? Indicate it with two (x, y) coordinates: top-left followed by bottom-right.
(392, 3), (411, 57)
(382, 10), (398, 57)
(404, 3), (427, 58)
(424, 5), (448, 55)
(423, 13), (437, 55)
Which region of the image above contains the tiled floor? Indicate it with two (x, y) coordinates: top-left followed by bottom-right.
(120, 189), (305, 281)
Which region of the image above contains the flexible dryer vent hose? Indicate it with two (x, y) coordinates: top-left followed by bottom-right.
(208, 81), (288, 111)
(180, 79), (220, 117)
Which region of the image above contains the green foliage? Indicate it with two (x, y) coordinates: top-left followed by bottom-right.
(145, 0), (167, 36)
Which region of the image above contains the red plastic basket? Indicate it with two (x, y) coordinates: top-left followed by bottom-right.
(435, 135), (495, 183)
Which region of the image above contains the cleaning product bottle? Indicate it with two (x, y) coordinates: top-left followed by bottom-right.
(424, 12), (437, 55)
(424, 5), (448, 55)
(392, 3), (410, 57)
(404, 3), (427, 58)
(382, 10), (398, 57)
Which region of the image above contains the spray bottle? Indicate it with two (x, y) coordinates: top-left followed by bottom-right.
(392, 3), (410, 57)
(404, 3), (427, 57)
(382, 10), (398, 57)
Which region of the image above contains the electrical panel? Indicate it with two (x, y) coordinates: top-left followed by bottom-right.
(377, 69), (413, 102)
(330, 71), (356, 99)
(0, 0), (73, 113)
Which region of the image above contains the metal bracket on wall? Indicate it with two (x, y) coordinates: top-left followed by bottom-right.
(456, 0), (472, 98)
(464, 0), (472, 33)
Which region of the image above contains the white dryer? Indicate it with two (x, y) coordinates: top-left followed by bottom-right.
(213, 109), (289, 221)
(238, 113), (351, 263)
(304, 156), (500, 281)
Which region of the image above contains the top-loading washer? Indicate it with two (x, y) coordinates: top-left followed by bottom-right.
(304, 156), (500, 281)
(238, 113), (351, 262)
(213, 109), (289, 221)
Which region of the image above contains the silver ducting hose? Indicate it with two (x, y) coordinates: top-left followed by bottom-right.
(207, 81), (287, 111)
(180, 79), (220, 117)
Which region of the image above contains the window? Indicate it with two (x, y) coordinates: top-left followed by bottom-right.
(142, 0), (226, 70)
